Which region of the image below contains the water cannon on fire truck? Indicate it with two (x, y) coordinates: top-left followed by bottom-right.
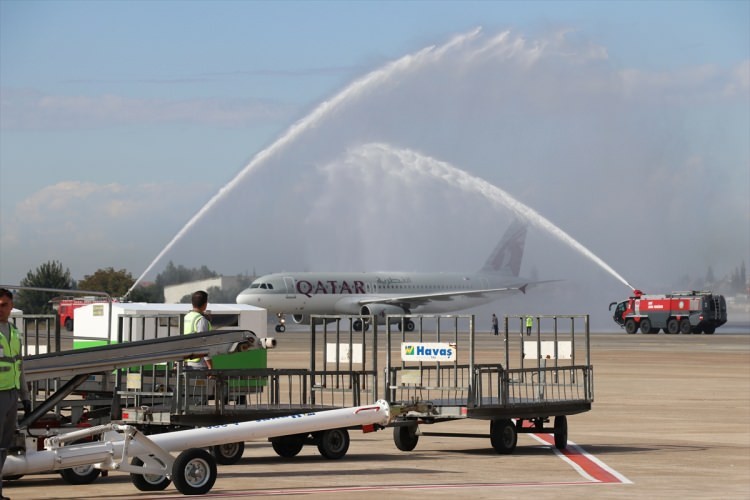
(609, 289), (727, 335)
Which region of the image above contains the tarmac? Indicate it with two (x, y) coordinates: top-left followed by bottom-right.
(3, 329), (749, 499)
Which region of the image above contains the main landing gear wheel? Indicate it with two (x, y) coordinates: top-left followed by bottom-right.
(130, 456), (171, 491)
(393, 423), (419, 451)
(212, 441), (245, 465)
(553, 415), (568, 450)
(490, 418), (517, 454)
(172, 448), (217, 495)
(316, 428), (350, 459)
(271, 433), (307, 458)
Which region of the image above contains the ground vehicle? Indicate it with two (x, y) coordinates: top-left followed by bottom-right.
(52, 296), (113, 331)
(609, 289), (727, 334)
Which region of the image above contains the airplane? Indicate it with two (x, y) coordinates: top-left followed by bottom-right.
(236, 220), (541, 332)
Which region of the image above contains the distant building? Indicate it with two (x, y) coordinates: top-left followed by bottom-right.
(163, 276), (243, 304)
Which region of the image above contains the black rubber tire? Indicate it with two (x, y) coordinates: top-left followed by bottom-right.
(679, 319), (692, 334)
(271, 434), (306, 458)
(59, 464), (101, 485)
(130, 456), (171, 491)
(405, 319), (415, 332)
(704, 326), (716, 335)
(393, 424), (419, 451)
(667, 319), (679, 334)
(212, 441), (245, 465)
(625, 319), (637, 334)
(640, 318), (652, 334)
(64, 317), (74, 332)
(316, 428), (350, 459)
(275, 324), (286, 333)
(172, 448), (217, 495)
(554, 415), (568, 450)
(490, 419), (517, 454)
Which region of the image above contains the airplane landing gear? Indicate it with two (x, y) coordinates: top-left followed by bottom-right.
(275, 313), (286, 333)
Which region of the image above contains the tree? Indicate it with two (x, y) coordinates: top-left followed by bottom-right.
(15, 260), (75, 314)
(155, 261), (218, 288)
(78, 268), (135, 298)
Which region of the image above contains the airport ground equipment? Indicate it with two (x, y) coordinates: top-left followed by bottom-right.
(609, 289), (727, 334)
(4, 400), (391, 495)
(295, 313), (591, 454)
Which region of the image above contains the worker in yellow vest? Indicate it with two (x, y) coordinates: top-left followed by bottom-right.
(526, 316), (533, 336)
(183, 290), (213, 370)
(0, 288), (31, 500)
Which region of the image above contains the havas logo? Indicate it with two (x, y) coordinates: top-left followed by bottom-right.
(401, 342), (456, 362)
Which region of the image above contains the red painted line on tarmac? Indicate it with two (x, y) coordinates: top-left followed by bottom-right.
(530, 433), (632, 484)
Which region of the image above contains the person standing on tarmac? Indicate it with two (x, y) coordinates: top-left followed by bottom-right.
(184, 290), (213, 370)
(525, 315), (533, 336)
(0, 288), (31, 500)
(492, 313), (499, 335)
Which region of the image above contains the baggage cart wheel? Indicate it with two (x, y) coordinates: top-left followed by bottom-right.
(212, 441), (245, 465)
(490, 419), (517, 454)
(172, 448), (217, 495)
(394, 423), (419, 451)
(271, 433), (306, 458)
(316, 428), (350, 459)
(554, 415), (568, 450)
(130, 456), (171, 491)
(60, 463), (101, 485)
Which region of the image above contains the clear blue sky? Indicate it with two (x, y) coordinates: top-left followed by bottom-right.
(1, 0), (748, 303)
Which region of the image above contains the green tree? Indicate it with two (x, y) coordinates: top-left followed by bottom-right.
(15, 260), (75, 314)
(155, 261), (218, 288)
(128, 283), (164, 302)
(78, 268), (135, 298)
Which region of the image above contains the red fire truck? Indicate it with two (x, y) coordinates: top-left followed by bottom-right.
(609, 289), (727, 335)
(52, 296), (113, 332)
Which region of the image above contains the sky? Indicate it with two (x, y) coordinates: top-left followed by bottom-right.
(1, 1), (749, 327)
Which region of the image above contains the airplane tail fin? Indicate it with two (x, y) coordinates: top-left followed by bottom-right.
(480, 220), (527, 276)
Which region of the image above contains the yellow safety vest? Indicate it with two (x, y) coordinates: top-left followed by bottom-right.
(184, 311), (212, 362)
(0, 323), (23, 391)
(526, 317), (533, 327)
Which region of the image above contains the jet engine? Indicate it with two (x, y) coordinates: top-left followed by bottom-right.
(360, 304), (415, 331)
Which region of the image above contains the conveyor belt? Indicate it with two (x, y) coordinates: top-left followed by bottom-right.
(24, 329), (258, 382)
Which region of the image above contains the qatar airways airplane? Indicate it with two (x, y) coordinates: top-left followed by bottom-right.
(236, 221), (541, 332)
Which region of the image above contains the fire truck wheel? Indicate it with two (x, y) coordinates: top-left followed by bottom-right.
(316, 428), (350, 459)
(490, 419), (517, 454)
(64, 318), (74, 332)
(172, 448), (217, 496)
(554, 415), (568, 449)
(679, 319), (692, 334)
(704, 326), (716, 334)
(639, 318), (652, 334)
(394, 423), (419, 451)
(666, 319), (679, 334)
(271, 434), (306, 457)
(624, 319), (637, 334)
(212, 441), (245, 465)
(130, 457), (171, 491)
(59, 463), (101, 485)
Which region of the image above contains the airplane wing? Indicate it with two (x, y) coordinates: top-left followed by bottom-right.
(358, 285), (528, 309)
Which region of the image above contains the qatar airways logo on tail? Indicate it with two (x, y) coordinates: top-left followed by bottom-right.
(296, 280), (366, 297)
